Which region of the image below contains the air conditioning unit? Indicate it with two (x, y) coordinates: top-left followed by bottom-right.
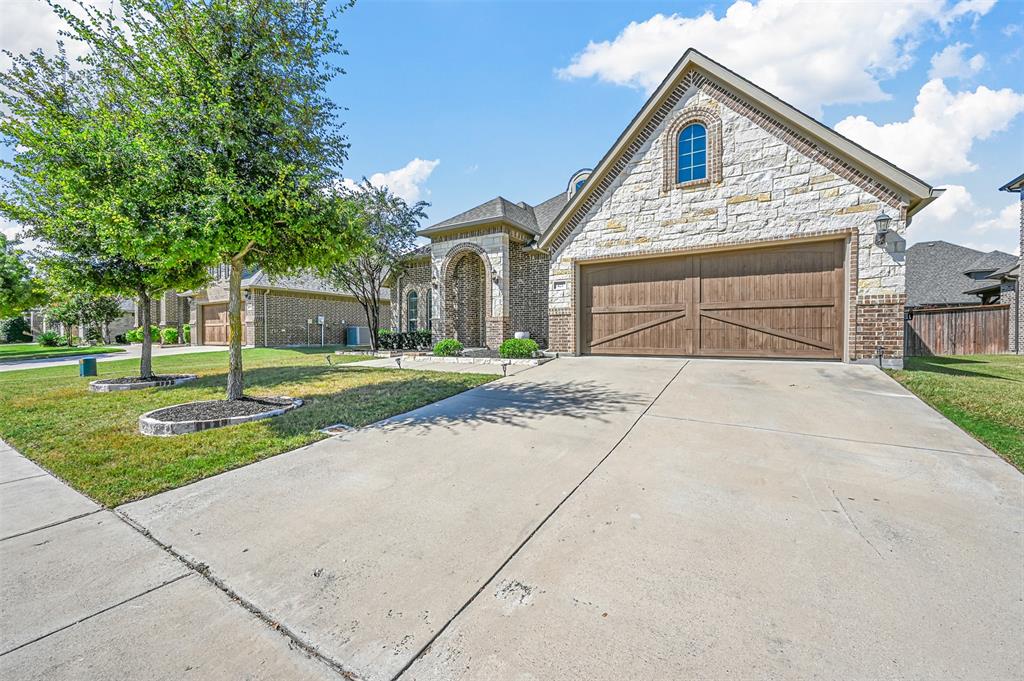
(345, 326), (372, 347)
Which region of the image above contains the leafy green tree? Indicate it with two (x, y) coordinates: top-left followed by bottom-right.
(0, 234), (44, 318)
(44, 0), (365, 399)
(1, 38), (210, 378)
(329, 181), (428, 350)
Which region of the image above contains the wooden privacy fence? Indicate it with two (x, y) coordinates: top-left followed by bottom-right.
(904, 304), (1009, 356)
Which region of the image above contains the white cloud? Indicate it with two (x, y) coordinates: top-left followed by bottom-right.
(556, 0), (995, 116)
(835, 79), (1024, 179)
(342, 158), (440, 203)
(928, 43), (985, 79)
(909, 185), (1021, 254)
(1003, 24), (1022, 37)
(0, 0), (91, 67)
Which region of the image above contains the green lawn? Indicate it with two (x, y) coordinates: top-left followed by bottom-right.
(0, 347), (494, 505)
(888, 355), (1023, 472)
(0, 342), (127, 362)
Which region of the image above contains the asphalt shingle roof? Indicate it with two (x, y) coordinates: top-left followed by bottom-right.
(423, 191), (568, 238)
(905, 241), (1017, 307)
(242, 269), (391, 301)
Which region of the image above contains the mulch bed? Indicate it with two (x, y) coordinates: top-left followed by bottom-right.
(146, 396), (297, 423)
(93, 375), (194, 385)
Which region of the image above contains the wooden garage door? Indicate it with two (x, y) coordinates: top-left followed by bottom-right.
(581, 240), (845, 359)
(202, 303), (244, 346)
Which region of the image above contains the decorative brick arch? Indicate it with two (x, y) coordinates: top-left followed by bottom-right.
(440, 243), (493, 346)
(662, 106), (723, 191)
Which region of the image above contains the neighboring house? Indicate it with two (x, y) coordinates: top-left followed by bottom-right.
(392, 49), (939, 367)
(905, 241), (1018, 308)
(159, 266), (389, 347)
(27, 299), (135, 343)
(999, 172), (1023, 353)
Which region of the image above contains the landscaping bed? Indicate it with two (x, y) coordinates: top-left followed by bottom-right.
(140, 396), (302, 436)
(888, 354), (1023, 472)
(89, 374), (197, 392)
(0, 346), (493, 505)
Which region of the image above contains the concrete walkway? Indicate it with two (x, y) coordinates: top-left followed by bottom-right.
(2, 358), (1021, 679)
(0, 440), (342, 679)
(0, 344), (228, 373)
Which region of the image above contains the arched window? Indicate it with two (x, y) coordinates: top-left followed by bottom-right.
(407, 290), (418, 332)
(574, 178), (587, 192)
(425, 289), (432, 331)
(677, 123), (707, 183)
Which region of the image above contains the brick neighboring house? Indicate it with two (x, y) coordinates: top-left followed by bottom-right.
(998, 172), (1023, 353)
(165, 267), (389, 347)
(394, 49), (940, 367)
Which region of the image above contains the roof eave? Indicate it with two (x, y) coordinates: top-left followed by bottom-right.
(999, 171), (1024, 192)
(419, 217), (538, 237)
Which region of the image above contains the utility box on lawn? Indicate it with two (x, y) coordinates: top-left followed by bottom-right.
(79, 357), (97, 377)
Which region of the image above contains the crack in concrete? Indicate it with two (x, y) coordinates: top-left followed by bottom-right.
(114, 510), (362, 680)
(829, 486), (884, 559)
(388, 360), (691, 681)
(0, 508), (103, 542)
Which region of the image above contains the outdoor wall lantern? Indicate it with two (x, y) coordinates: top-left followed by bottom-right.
(873, 211), (892, 247)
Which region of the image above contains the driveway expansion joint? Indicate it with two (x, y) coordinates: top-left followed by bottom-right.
(0, 508), (103, 542)
(389, 359), (690, 681)
(0, 473), (48, 486)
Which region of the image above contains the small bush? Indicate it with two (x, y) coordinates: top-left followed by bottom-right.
(378, 330), (433, 350)
(161, 327), (179, 344)
(86, 326), (104, 344)
(127, 326), (160, 343)
(499, 338), (539, 359)
(433, 339), (463, 357)
(114, 333), (128, 344)
(38, 331), (61, 347)
(182, 324), (191, 344)
(0, 316), (31, 344)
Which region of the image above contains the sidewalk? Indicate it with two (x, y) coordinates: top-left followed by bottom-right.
(0, 439), (338, 680)
(0, 344), (228, 373)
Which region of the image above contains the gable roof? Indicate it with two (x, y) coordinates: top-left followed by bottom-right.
(421, 192), (567, 238)
(999, 172), (1024, 193)
(537, 49), (939, 252)
(963, 250), (1018, 274)
(906, 241), (1015, 307)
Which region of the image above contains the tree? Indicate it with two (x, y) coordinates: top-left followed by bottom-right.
(0, 234), (44, 318)
(1, 35), (210, 378)
(328, 181), (428, 350)
(69, 0), (365, 399)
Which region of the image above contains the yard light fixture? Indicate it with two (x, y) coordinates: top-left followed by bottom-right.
(873, 211), (892, 247)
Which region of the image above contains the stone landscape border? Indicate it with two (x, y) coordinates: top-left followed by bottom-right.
(334, 350), (553, 367)
(139, 397), (303, 436)
(89, 375), (198, 393)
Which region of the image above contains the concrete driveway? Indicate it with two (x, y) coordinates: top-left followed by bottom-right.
(3, 358), (1021, 679)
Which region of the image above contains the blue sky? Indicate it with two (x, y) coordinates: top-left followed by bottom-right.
(4, 0), (1023, 253)
(334, 0), (1024, 254)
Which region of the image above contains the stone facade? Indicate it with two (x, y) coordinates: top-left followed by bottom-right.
(546, 73), (910, 365)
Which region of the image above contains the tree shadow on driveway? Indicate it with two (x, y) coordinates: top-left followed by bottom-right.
(361, 377), (650, 433)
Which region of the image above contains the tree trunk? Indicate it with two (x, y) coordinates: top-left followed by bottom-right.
(363, 301), (378, 350)
(139, 291), (154, 379)
(226, 258), (245, 400)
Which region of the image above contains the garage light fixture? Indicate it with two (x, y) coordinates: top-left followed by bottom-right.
(873, 211), (892, 247)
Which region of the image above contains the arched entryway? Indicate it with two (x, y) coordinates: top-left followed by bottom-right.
(443, 249), (488, 347)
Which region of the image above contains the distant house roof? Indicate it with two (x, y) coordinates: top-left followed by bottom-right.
(242, 269), (391, 301)
(999, 171), (1024, 192)
(421, 192), (567, 238)
(905, 241), (1017, 307)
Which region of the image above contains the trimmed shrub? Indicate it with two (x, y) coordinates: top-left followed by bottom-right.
(38, 330), (61, 347)
(127, 326), (160, 343)
(379, 330), (433, 350)
(182, 324), (191, 344)
(0, 316), (31, 343)
(499, 338), (539, 359)
(433, 339), (463, 357)
(161, 327), (179, 344)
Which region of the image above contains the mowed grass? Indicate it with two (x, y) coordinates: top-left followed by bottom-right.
(0, 347), (494, 505)
(0, 342), (126, 362)
(888, 355), (1023, 472)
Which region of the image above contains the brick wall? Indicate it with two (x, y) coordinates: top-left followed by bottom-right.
(249, 290), (388, 347)
(508, 247), (550, 346)
(392, 260), (432, 333)
(852, 294), (905, 366)
(450, 253), (486, 347)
